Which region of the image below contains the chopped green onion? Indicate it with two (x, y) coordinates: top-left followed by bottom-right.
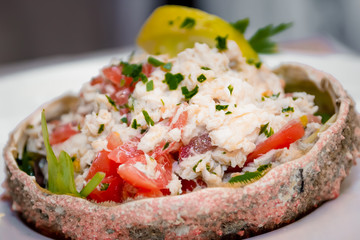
(142, 110), (154, 126)
(282, 106), (294, 113)
(197, 74), (207, 83)
(163, 73), (184, 90)
(215, 35), (228, 51)
(225, 111), (232, 115)
(131, 119), (140, 129)
(180, 17), (196, 29)
(121, 117), (128, 123)
(193, 159), (203, 172)
(215, 105), (229, 111)
(105, 95), (119, 111)
(80, 172), (106, 197)
(98, 124), (105, 134)
(148, 56), (164, 67)
(228, 85), (234, 95)
(181, 85), (199, 100)
(163, 142), (170, 150)
(146, 80), (154, 91)
(201, 66), (211, 70)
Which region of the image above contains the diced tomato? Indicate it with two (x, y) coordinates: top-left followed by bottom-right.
(49, 123), (79, 145)
(245, 119), (305, 165)
(135, 188), (164, 198)
(86, 150), (119, 180)
(142, 63), (155, 77)
(87, 175), (124, 203)
(108, 139), (142, 164)
(106, 132), (123, 151)
(169, 108), (188, 129)
(90, 75), (104, 86)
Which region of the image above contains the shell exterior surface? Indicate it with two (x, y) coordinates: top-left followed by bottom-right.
(3, 64), (360, 239)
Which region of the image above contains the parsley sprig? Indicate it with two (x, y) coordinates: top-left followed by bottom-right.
(231, 18), (292, 53)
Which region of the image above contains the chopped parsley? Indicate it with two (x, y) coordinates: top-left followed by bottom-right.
(282, 106), (294, 113)
(180, 17), (196, 29)
(140, 73), (148, 83)
(146, 80), (154, 91)
(206, 164), (217, 175)
(181, 85), (199, 100)
(163, 142), (170, 150)
(248, 23), (293, 53)
(197, 74), (207, 83)
(231, 18), (249, 34)
(228, 85), (234, 95)
(140, 128), (148, 134)
(100, 183), (109, 191)
(105, 95), (118, 111)
(262, 92), (280, 101)
(201, 66), (211, 70)
(229, 164), (272, 184)
(160, 99), (165, 106)
(215, 104), (229, 111)
(97, 124), (105, 134)
(148, 56), (164, 67)
(215, 35), (228, 51)
(142, 110), (154, 126)
(163, 73), (184, 90)
(193, 159), (203, 172)
(162, 62), (173, 71)
(247, 58), (262, 69)
(259, 122), (274, 138)
(120, 117), (128, 124)
(121, 62), (143, 81)
(225, 111), (232, 115)
(131, 119), (140, 129)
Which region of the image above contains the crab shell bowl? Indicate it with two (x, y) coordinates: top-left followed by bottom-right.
(2, 62), (360, 240)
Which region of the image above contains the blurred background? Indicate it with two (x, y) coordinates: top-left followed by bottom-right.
(1, 0), (360, 66)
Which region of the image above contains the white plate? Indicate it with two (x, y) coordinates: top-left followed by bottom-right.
(0, 50), (359, 239)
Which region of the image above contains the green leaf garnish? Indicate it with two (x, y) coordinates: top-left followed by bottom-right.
(163, 73), (184, 90)
(162, 62), (173, 71)
(225, 111), (232, 115)
(259, 122), (274, 138)
(131, 119), (140, 129)
(231, 18), (249, 34)
(180, 17), (196, 29)
(197, 74), (207, 83)
(105, 95), (119, 111)
(282, 106), (294, 113)
(121, 117), (128, 123)
(246, 58), (262, 69)
(201, 66), (211, 70)
(121, 62), (143, 79)
(193, 159), (203, 172)
(148, 56), (164, 67)
(142, 110), (155, 126)
(228, 85), (234, 95)
(41, 110), (104, 197)
(228, 163), (272, 184)
(215, 104), (229, 111)
(146, 80), (154, 91)
(100, 183), (109, 191)
(98, 124), (105, 134)
(140, 73), (148, 83)
(181, 85), (199, 100)
(215, 35), (228, 51)
(249, 23), (293, 53)
(163, 142), (170, 150)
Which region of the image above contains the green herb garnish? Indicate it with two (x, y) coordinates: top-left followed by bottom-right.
(197, 74), (207, 83)
(215, 35), (228, 51)
(231, 18), (249, 34)
(201, 66), (211, 70)
(140, 73), (148, 83)
(215, 105), (229, 111)
(163, 142), (170, 150)
(105, 95), (119, 111)
(206, 163), (217, 175)
(282, 106), (294, 113)
(225, 111), (232, 115)
(142, 110), (155, 126)
(180, 17), (196, 29)
(146, 80), (154, 91)
(228, 164), (272, 184)
(148, 56), (164, 67)
(121, 62), (143, 80)
(121, 117), (128, 123)
(163, 73), (184, 90)
(100, 183), (109, 191)
(193, 159), (203, 172)
(247, 58), (262, 69)
(228, 85), (234, 95)
(131, 119), (140, 129)
(162, 62), (173, 71)
(181, 85), (199, 100)
(41, 110), (104, 197)
(259, 122), (274, 138)
(248, 23), (293, 53)
(98, 124), (105, 134)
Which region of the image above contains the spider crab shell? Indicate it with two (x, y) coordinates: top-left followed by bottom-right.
(3, 63), (360, 239)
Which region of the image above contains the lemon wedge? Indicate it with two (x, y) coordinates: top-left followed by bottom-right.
(136, 5), (258, 59)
